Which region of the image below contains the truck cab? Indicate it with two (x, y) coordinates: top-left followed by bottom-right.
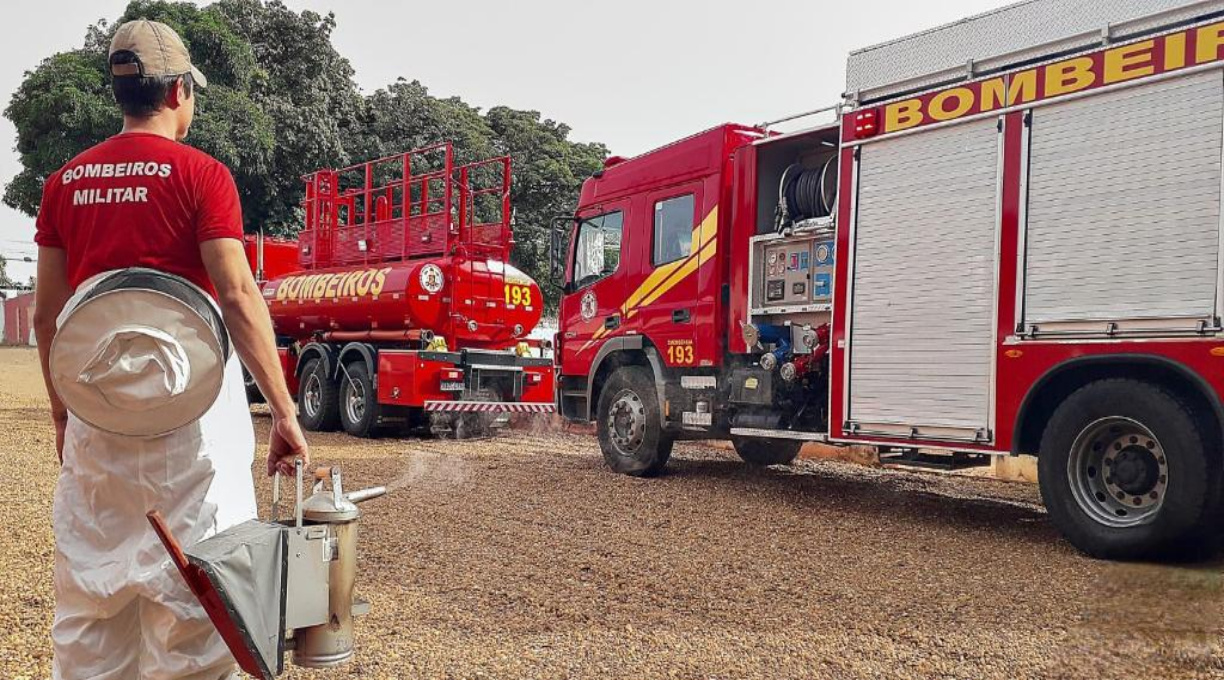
(556, 124), (813, 474)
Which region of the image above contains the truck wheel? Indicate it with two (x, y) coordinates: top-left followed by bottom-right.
(339, 361), (380, 438)
(242, 364), (265, 405)
(1038, 379), (1220, 560)
(732, 437), (802, 466)
(597, 366), (673, 477)
(297, 357), (340, 432)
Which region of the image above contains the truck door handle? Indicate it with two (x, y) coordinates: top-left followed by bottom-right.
(605, 315), (620, 330)
(672, 309), (691, 323)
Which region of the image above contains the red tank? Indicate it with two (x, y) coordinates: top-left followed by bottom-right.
(245, 144), (556, 434)
(261, 256), (543, 350)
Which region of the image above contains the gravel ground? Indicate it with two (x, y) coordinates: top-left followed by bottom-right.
(2, 345), (1222, 679)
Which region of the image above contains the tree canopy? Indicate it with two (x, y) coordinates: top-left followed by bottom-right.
(5, 0), (606, 306)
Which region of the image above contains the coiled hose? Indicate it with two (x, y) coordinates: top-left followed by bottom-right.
(776, 157), (838, 231)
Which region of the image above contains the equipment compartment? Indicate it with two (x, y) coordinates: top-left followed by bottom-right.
(753, 123), (841, 237)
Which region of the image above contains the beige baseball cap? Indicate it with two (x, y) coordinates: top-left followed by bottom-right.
(109, 19), (208, 88)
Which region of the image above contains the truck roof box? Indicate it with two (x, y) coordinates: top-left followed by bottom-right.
(845, 0), (1224, 104)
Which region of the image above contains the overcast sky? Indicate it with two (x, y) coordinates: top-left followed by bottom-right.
(0, 0), (1012, 283)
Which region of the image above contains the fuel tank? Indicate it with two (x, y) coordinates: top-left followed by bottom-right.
(261, 257), (542, 350)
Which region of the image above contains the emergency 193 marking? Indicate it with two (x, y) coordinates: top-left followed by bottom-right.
(667, 339), (695, 365)
(504, 284), (532, 307)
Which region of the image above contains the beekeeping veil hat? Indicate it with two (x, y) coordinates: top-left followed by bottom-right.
(50, 268), (230, 437)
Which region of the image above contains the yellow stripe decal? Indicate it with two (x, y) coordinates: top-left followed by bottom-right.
(621, 206), (719, 316)
(576, 205), (718, 355)
(632, 237), (715, 313)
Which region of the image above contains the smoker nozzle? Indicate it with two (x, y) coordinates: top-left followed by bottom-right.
(345, 486), (387, 504)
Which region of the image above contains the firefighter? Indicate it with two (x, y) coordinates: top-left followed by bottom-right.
(31, 20), (308, 680)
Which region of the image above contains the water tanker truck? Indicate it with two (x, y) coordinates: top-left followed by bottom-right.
(248, 143), (554, 437)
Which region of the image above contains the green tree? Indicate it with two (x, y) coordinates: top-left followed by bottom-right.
(0, 255), (13, 288)
(4, 0), (606, 307)
(484, 106), (606, 302)
(359, 82), (606, 303)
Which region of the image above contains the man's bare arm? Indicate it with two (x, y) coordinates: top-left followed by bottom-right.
(200, 238), (307, 475)
(33, 248), (71, 418)
(200, 238), (295, 416)
(33, 247), (72, 458)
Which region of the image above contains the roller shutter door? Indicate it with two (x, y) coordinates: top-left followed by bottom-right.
(848, 118), (1000, 436)
(1023, 71), (1224, 327)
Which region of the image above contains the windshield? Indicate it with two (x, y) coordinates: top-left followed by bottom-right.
(572, 210), (623, 288)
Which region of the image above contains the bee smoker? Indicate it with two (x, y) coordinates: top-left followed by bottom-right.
(283, 464), (384, 668)
(148, 460), (385, 679)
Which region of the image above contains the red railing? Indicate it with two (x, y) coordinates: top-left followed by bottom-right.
(297, 143), (513, 270)
(456, 156), (512, 262)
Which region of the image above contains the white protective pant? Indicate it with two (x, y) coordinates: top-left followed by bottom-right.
(51, 354), (257, 680)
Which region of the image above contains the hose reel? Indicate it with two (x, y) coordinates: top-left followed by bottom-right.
(775, 156), (838, 232)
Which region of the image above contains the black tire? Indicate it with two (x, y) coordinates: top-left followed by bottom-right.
(339, 361), (381, 438)
(297, 357), (341, 432)
(1038, 379), (1221, 560)
(732, 437), (801, 466)
(242, 364), (265, 405)
(597, 366), (673, 477)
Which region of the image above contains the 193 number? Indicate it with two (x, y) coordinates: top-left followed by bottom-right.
(667, 344), (695, 365)
(504, 284), (532, 307)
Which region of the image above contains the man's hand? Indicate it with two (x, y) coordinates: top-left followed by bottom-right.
(53, 412), (68, 465)
(268, 415), (309, 477)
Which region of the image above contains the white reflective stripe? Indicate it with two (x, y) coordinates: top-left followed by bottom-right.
(424, 400), (555, 413)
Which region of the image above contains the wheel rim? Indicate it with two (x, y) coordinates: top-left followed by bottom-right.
(303, 374), (323, 418)
(608, 389), (646, 455)
(1067, 416), (1168, 528)
(345, 378), (366, 424)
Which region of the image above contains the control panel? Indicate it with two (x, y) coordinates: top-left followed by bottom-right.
(750, 232), (834, 315)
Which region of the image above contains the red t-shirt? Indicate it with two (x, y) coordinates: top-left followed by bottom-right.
(34, 132), (244, 294)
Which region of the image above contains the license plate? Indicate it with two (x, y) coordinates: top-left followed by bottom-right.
(441, 381), (464, 392)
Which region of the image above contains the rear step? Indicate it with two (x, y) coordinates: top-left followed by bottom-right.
(879, 449), (992, 471)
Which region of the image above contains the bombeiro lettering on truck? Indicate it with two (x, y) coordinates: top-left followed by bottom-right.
(244, 143), (555, 440)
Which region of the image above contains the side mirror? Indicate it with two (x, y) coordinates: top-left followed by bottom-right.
(549, 215), (574, 286)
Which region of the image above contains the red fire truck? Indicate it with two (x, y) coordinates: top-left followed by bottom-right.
(554, 0), (1224, 558)
(249, 143), (554, 438)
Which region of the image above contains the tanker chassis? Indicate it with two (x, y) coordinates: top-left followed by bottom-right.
(554, 0), (1224, 559)
(250, 144), (554, 438)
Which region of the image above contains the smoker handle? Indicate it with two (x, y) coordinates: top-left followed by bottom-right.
(147, 511), (191, 573)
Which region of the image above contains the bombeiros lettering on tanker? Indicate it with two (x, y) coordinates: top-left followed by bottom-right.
(275, 267), (392, 302)
(871, 21), (1224, 135)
